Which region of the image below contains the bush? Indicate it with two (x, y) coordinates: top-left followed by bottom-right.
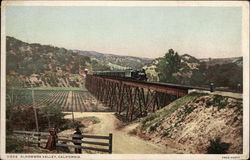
(60, 120), (84, 131)
(76, 116), (100, 124)
(205, 95), (228, 110)
(149, 124), (158, 132)
(183, 105), (195, 115)
(206, 137), (231, 154)
(38, 104), (66, 130)
(6, 136), (25, 153)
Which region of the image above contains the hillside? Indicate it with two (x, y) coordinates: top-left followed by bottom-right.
(143, 53), (243, 90)
(6, 36), (91, 87)
(135, 92), (243, 154)
(200, 57), (243, 67)
(6, 36), (153, 88)
(74, 50), (152, 71)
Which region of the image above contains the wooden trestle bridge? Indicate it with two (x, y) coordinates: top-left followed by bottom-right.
(85, 75), (208, 122)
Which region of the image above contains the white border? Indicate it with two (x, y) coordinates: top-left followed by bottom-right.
(0, 1), (248, 6)
(242, 2), (249, 159)
(1, 1), (7, 158)
(1, 1), (249, 160)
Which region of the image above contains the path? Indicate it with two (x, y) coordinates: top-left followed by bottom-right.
(64, 112), (180, 154)
(189, 89), (243, 99)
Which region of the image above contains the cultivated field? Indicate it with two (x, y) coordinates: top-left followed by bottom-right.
(11, 87), (109, 112)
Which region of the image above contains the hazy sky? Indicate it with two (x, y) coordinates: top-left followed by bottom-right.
(6, 6), (242, 58)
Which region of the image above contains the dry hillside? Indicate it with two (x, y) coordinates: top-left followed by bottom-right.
(6, 36), (92, 87)
(136, 92), (243, 154)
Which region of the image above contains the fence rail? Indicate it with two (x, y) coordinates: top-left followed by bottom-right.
(13, 130), (112, 154)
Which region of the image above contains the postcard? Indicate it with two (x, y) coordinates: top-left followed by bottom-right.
(1, 1), (249, 160)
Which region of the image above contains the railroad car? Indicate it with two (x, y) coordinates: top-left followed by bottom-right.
(93, 69), (147, 81)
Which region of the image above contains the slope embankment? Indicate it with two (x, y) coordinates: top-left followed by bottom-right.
(135, 92), (243, 154)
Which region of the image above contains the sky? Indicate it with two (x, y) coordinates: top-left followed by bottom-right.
(5, 6), (242, 59)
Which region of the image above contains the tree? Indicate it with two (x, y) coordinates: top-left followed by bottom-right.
(6, 76), (33, 131)
(157, 49), (181, 83)
(6, 75), (27, 107)
(39, 104), (65, 129)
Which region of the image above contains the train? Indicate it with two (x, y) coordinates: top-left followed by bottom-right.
(93, 69), (148, 81)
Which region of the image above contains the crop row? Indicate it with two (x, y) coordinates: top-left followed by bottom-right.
(12, 89), (99, 112)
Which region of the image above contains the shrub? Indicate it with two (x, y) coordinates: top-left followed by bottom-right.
(206, 137), (231, 154)
(6, 136), (25, 153)
(214, 95), (228, 110)
(39, 104), (85, 131)
(76, 116), (100, 124)
(149, 124), (158, 132)
(60, 120), (83, 131)
(183, 105), (195, 115)
(162, 126), (174, 137)
(205, 95), (228, 110)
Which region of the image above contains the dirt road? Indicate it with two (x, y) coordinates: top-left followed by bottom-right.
(64, 112), (180, 154)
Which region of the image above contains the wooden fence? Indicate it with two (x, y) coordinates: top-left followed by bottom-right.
(12, 130), (112, 154)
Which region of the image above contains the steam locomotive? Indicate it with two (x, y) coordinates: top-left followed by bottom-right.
(93, 69), (147, 81)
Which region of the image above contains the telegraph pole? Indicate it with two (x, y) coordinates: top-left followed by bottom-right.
(72, 108), (75, 122)
(31, 85), (40, 146)
(71, 90), (75, 121)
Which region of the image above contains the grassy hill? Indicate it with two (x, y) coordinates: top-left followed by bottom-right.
(6, 36), (91, 88)
(135, 92), (243, 154)
(200, 57), (243, 67)
(6, 36), (153, 88)
(74, 50), (152, 71)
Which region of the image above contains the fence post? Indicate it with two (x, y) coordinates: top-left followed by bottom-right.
(237, 83), (241, 92)
(37, 133), (41, 147)
(109, 133), (112, 154)
(210, 82), (214, 92)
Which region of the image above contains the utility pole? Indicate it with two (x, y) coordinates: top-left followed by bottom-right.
(71, 90), (75, 121)
(72, 108), (75, 122)
(31, 86), (40, 146)
(46, 114), (51, 129)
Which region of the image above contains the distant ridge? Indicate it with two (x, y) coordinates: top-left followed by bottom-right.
(73, 49), (152, 61)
